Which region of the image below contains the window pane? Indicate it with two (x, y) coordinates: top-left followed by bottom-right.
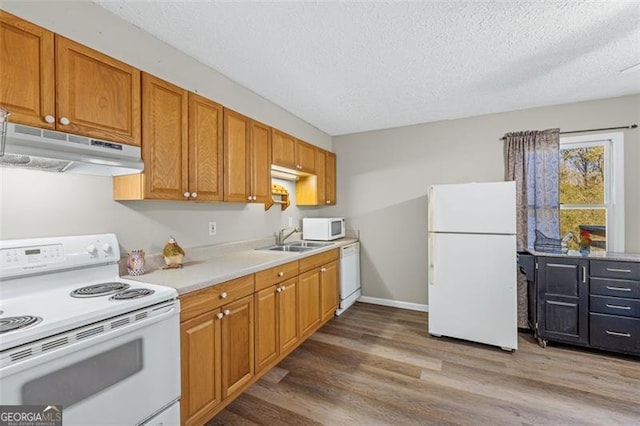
(560, 209), (606, 251)
(559, 145), (605, 204)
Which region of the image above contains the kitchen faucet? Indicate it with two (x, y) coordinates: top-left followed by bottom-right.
(276, 227), (299, 245)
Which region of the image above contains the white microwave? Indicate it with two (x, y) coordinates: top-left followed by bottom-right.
(302, 218), (346, 241)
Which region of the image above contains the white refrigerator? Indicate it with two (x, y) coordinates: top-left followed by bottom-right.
(428, 181), (517, 351)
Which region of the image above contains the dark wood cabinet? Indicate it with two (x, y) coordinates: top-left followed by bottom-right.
(526, 254), (639, 356)
(537, 257), (589, 345)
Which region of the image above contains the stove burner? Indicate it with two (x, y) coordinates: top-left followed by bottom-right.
(71, 282), (131, 298)
(110, 288), (155, 300)
(0, 315), (42, 333)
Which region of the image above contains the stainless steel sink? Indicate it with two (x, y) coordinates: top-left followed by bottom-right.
(286, 241), (334, 248)
(264, 245), (313, 252)
(257, 240), (334, 253)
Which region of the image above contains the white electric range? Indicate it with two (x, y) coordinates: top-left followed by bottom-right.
(0, 234), (180, 425)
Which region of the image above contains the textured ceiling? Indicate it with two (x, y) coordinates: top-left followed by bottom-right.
(95, 1), (640, 136)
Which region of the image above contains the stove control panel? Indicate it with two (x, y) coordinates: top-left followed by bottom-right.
(0, 234), (120, 279)
(1, 244), (65, 269)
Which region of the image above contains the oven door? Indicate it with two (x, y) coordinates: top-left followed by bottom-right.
(0, 302), (180, 425)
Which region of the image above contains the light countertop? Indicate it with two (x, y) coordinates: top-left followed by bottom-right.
(123, 237), (359, 295)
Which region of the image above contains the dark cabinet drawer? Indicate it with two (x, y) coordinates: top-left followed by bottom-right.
(590, 260), (640, 280)
(590, 277), (640, 299)
(590, 295), (640, 318)
(590, 313), (640, 354)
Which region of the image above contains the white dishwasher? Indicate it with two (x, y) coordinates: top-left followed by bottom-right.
(336, 242), (361, 316)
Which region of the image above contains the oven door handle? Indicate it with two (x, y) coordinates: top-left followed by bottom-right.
(0, 301), (179, 377)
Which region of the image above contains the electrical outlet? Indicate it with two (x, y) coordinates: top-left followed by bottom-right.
(208, 222), (217, 236)
(288, 217), (293, 227)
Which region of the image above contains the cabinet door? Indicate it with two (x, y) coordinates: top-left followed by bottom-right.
(56, 36), (141, 145)
(298, 269), (322, 337)
(181, 311), (222, 426)
(250, 121), (272, 204)
(325, 152), (337, 205)
(141, 73), (188, 200)
(315, 149), (327, 205)
(223, 109), (251, 202)
(0, 11), (55, 128)
(254, 286), (278, 373)
(188, 93), (223, 201)
(221, 295), (254, 398)
(279, 278), (299, 353)
(271, 129), (296, 170)
(296, 140), (316, 173)
(320, 260), (339, 321)
(537, 257), (589, 344)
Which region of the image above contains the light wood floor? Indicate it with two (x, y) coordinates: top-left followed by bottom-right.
(209, 302), (640, 425)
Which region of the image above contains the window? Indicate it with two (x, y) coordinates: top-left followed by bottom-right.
(559, 132), (624, 252)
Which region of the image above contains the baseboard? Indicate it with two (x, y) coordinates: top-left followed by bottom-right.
(358, 296), (429, 312)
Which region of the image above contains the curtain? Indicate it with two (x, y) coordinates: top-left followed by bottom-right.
(506, 129), (560, 328)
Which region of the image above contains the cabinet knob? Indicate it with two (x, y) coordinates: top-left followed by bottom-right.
(281, 285), (286, 292)
(44, 115), (55, 124)
(191, 192), (197, 199)
(277, 271), (284, 277)
(247, 196), (252, 201)
(216, 312), (224, 320)
(276, 286), (283, 293)
(320, 267), (327, 272)
(59, 117), (70, 126)
(254, 196), (258, 200)
(219, 292), (228, 299)
(223, 309), (231, 316)
(326, 200), (331, 204)
(183, 192), (190, 198)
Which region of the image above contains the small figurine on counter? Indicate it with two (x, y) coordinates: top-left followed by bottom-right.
(162, 236), (185, 269)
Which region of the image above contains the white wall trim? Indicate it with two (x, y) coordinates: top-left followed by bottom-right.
(358, 296), (429, 312)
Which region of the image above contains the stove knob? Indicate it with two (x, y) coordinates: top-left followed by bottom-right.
(102, 243), (112, 253)
(87, 244), (97, 256)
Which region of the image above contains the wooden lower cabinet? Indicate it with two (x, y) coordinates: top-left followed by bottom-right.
(320, 260), (339, 321)
(180, 311), (222, 426)
(180, 249), (340, 425)
(298, 269), (322, 337)
(180, 294), (254, 425)
(254, 277), (299, 373)
(221, 295), (255, 398)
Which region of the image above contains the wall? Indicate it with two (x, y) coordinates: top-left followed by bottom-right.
(0, 170), (310, 254)
(331, 95), (640, 307)
(0, 1), (329, 252)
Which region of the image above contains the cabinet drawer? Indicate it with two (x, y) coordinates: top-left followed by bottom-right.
(590, 277), (640, 299)
(590, 295), (640, 318)
(180, 275), (255, 321)
(590, 313), (640, 354)
(590, 260), (640, 280)
(299, 248), (339, 273)
(255, 261), (299, 291)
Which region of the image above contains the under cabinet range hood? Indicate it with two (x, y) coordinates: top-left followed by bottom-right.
(0, 123), (144, 176)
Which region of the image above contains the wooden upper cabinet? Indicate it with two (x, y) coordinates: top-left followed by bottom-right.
(56, 36), (141, 146)
(325, 151), (337, 205)
(271, 129), (297, 170)
(250, 121), (272, 204)
(189, 93), (224, 202)
(0, 12), (141, 144)
(0, 10), (55, 128)
(141, 73), (188, 200)
(295, 140), (316, 174)
(223, 109), (271, 204)
(223, 109), (251, 202)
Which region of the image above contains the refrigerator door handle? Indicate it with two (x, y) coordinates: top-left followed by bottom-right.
(429, 234), (436, 285)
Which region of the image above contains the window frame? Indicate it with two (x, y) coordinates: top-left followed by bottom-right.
(559, 132), (624, 252)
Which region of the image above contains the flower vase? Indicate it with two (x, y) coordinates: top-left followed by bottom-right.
(579, 244), (590, 256)
(127, 250), (146, 275)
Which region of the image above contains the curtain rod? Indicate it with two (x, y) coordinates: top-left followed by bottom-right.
(500, 124), (638, 140)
